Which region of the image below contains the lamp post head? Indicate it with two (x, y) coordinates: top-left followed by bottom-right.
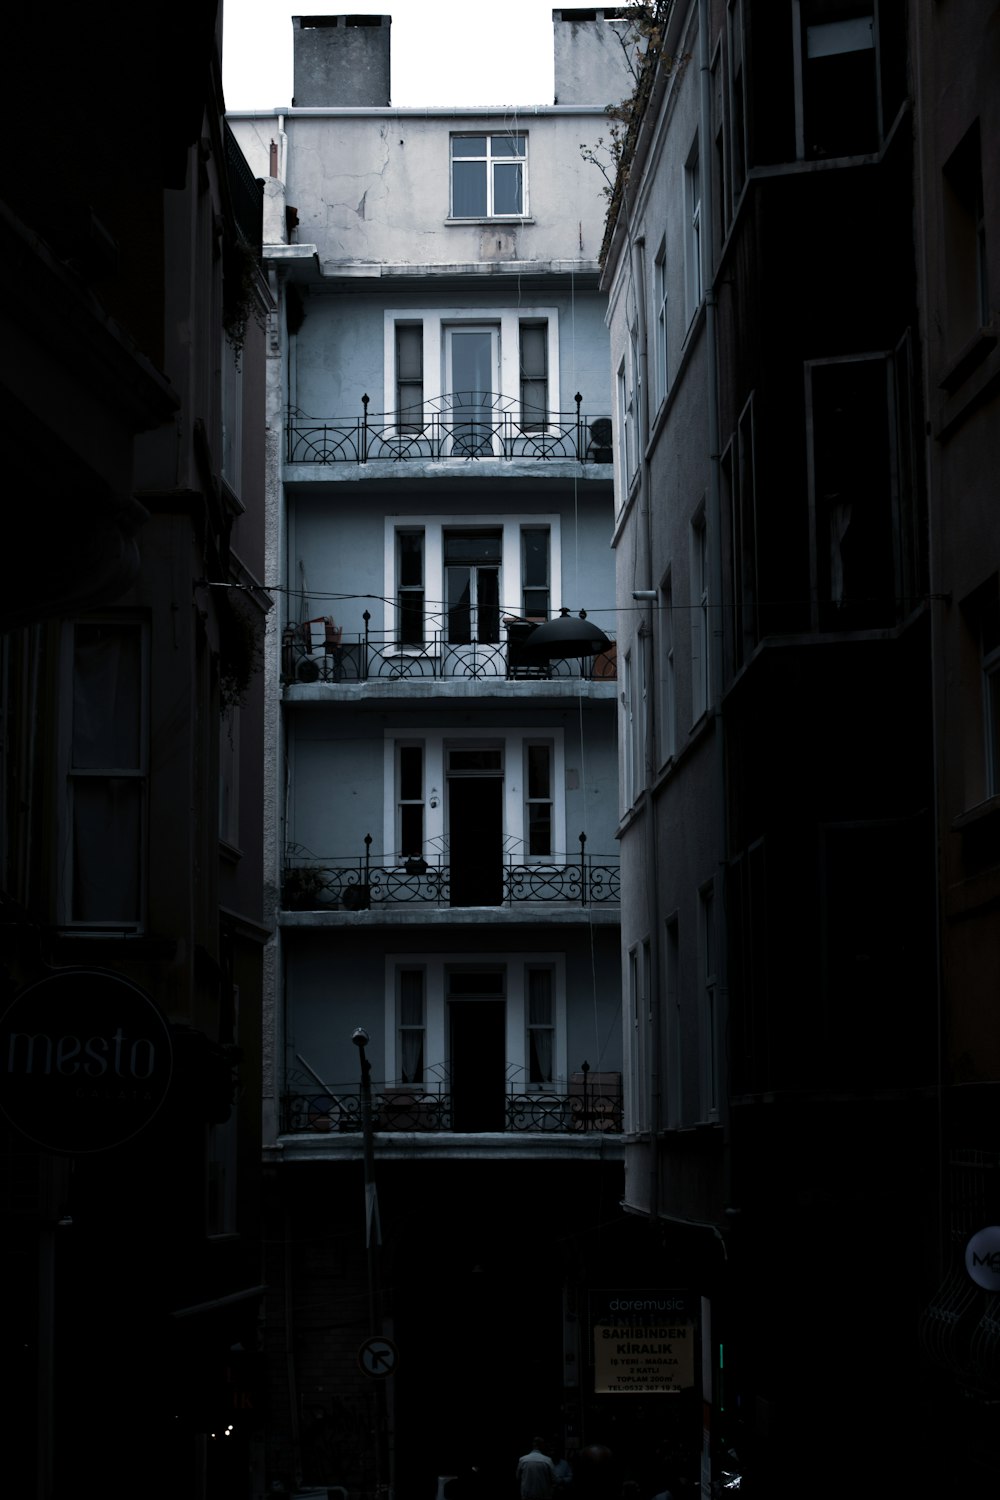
(352, 1027), (370, 1049)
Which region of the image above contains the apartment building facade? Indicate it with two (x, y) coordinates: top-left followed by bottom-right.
(603, 1), (980, 1493)
(230, 13), (664, 1496)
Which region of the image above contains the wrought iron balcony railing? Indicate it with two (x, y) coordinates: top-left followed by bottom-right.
(283, 619), (617, 684)
(282, 835), (620, 911)
(286, 393), (614, 465)
(282, 1075), (622, 1135)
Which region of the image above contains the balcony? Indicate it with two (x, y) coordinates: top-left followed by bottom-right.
(282, 836), (620, 913)
(282, 1069), (622, 1136)
(282, 619), (617, 686)
(286, 394), (613, 465)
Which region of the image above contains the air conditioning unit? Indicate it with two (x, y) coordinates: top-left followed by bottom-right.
(296, 657), (321, 683)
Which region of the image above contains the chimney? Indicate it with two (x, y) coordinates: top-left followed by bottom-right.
(292, 15), (391, 107)
(552, 8), (639, 107)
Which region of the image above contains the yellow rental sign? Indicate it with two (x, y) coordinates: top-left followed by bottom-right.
(593, 1319), (694, 1394)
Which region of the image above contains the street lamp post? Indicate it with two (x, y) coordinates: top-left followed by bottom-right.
(352, 1027), (390, 1500)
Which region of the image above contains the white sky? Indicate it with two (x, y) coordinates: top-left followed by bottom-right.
(222, 0), (561, 111)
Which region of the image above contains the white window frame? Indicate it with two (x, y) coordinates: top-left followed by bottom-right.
(520, 525), (551, 620)
(395, 321), (424, 431)
(684, 139), (703, 323)
(397, 965), (427, 1085)
(690, 504), (710, 723)
(449, 132), (528, 219)
(443, 526), (504, 644)
(617, 350), (637, 498)
(396, 527), (426, 647)
(526, 963), (557, 1088)
(660, 570), (676, 764)
(396, 741), (425, 862)
(384, 951), (566, 1095)
(792, 1), (878, 163)
(383, 726), (566, 869)
(383, 308), (559, 421)
(524, 740), (555, 861)
(622, 648), (636, 812)
(60, 615), (149, 930)
(627, 939), (652, 1133)
(654, 239), (669, 408)
(519, 319), (549, 429)
(727, 0), (747, 209)
(384, 513), (562, 653)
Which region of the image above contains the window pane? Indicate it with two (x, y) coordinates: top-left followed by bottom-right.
(452, 136), (487, 157)
(492, 135), (525, 157)
(520, 325), (546, 377)
(400, 745), (422, 799)
(449, 970), (504, 996)
(529, 1029), (553, 1083)
(398, 531), (423, 585)
(400, 804), (423, 856)
(806, 17), (873, 57)
(528, 969), (553, 1084)
(450, 332), (494, 401)
(477, 568), (501, 643)
(527, 744), (550, 799)
(528, 968), (553, 1024)
(73, 623), (142, 769)
(396, 325), (423, 431)
(399, 592), (424, 646)
(453, 160), (487, 216)
(396, 325), (422, 379)
(447, 566), (472, 643)
(522, 529), (549, 587)
(528, 803), (552, 857)
(812, 359), (894, 628)
(444, 531), (502, 564)
(449, 749), (502, 772)
(72, 779), (142, 921)
(493, 162), (523, 215)
(400, 971), (423, 1025)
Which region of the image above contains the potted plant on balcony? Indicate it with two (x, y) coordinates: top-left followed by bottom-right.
(282, 865), (329, 910)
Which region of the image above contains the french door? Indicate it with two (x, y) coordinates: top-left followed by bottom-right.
(447, 326), (499, 455)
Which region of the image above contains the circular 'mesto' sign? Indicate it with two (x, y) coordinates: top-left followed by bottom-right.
(0, 969), (173, 1153)
(966, 1226), (1000, 1292)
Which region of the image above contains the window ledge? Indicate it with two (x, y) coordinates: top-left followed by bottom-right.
(445, 216), (535, 227)
(951, 794), (1000, 834)
(938, 324), (998, 394)
(935, 325), (1000, 442)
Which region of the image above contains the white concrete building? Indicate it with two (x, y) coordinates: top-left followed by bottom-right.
(229, 13), (658, 1495)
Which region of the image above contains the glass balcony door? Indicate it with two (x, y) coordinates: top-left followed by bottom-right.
(447, 326), (499, 455)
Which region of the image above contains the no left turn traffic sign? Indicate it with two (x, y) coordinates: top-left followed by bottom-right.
(358, 1336), (398, 1378)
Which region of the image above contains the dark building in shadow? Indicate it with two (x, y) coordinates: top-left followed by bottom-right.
(603, 1), (1000, 1494)
(0, 3), (271, 1496)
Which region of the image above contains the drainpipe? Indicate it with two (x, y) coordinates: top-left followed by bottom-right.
(698, 4), (731, 1489)
(630, 231), (662, 1221)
